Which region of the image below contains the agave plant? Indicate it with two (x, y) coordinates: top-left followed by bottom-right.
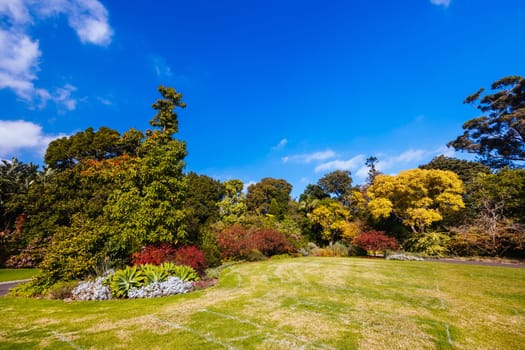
(159, 262), (178, 275)
(141, 264), (168, 285)
(109, 266), (145, 298)
(162, 263), (199, 282)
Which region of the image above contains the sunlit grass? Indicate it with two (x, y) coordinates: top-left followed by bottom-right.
(0, 268), (40, 282)
(0, 258), (523, 349)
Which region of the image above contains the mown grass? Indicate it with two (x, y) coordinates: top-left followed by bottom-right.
(0, 268), (40, 282)
(0, 257), (523, 349)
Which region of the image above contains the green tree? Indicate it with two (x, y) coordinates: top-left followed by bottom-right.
(45, 127), (122, 170)
(246, 178), (292, 219)
(184, 172), (225, 243)
(104, 137), (188, 255)
(420, 155), (492, 224)
(365, 156), (380, 185)
(299, 184), (329, 202)
(317, 170), (353, 204)
(419, 155), (491, 185)
(218, 179), (247, 225)
(0, 159), (39, 265)
(367, 169), (465, 234)
(448, 76), (525, 168)
(470, 168), (525, 223)
(119, 128), (144, 156)
(149, 85), (186, 137)
(452, 168), (525, 257)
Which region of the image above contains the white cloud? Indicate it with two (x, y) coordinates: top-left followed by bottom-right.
(350, 147), (463, 183)
(0, 0), (31, 23)
(272, 138), (287, 150)
(151, 55), (173, 79)
(430, 0), (451, 7)
(52, 84), (78, 111)
(32, 0), (113, 46)
(282, 149), (336, 164)
(243, 181), (257, 193)
(0, 28), (43, 101)
(0, 0), (112, 108)
(67, 2), (113, 46)
(355, 165), (369, 181)
(314, 154), (366, 173)
(393, 149), (427, 163)
(97, 96), (112, 105)
(0, 120), (66, 158)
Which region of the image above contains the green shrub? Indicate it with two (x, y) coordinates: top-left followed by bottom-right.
(38, 215), (108, 286)
(46, 281), (78, 300)
(199, 229), (222, 268)
(8, 279), (47, 297)
(405, 232), (452, 257)
(270, 254), (291, 260)
(244, 249), (267, 262)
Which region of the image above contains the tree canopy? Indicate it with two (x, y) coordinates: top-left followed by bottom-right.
(317, 170), (353, 203)
(448, 76), (525, 168)
(246, 178), (292, 219)
(367, 169), (465, 233)
(419, 155), (491, 184)
(45, 127), (123, 170)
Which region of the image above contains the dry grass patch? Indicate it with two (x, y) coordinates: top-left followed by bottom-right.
(0, 257), (523, 349)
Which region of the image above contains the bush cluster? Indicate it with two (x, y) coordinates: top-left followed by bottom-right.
(216, 225), (292, 260)
(131, 244), (177, 265)
(353, 231), (399, 256)
(131, 244), (207, 273)
(70, 262), (199, 300)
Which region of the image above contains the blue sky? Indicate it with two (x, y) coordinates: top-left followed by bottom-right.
(1, 0), (524, 197)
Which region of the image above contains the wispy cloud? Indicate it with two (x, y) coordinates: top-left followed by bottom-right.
(32, 0), (113, 46)
(282, 149), (336, 164)
(52, 84), (78, 112)
(352, 147), (460, 183)
(314, 154), (366, 173)
(430, 0), (451, 8)
(97, 96), (113, 105)
(0, 0), (113, 109)
(0, 120), (67, 158)
(272, 138), (287, 151)
(151, 54), (173, 79)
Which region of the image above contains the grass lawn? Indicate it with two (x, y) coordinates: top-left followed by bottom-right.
(0, 268), (40, 282)
(0, 257), (523, 349)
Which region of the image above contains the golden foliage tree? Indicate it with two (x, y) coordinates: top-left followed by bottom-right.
(367, 169), (465, 233)
(308, 200), (358, 245)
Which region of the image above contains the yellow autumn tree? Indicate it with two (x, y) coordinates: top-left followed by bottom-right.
(367, 168), (465, 233)
(308, 200), (359, 245)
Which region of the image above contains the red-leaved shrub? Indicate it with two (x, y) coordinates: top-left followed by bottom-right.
(174, 246), (206, 274)
(216, 224), (249, 260)
(354, 231), (399, 256)
(249, 229), (291, 256)
(131, 244), (177, 265)
(216, 225), (291, 260)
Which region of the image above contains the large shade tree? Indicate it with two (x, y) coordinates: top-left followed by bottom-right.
(448, 76), (525, 168)
(45, 127), (123, 170)
(103, 86), (189, 253)
(317, 170), (353, 202)
(308, 200), (358, 245)
(246, 178), (292, 219)
(367, 169), (465, 234)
